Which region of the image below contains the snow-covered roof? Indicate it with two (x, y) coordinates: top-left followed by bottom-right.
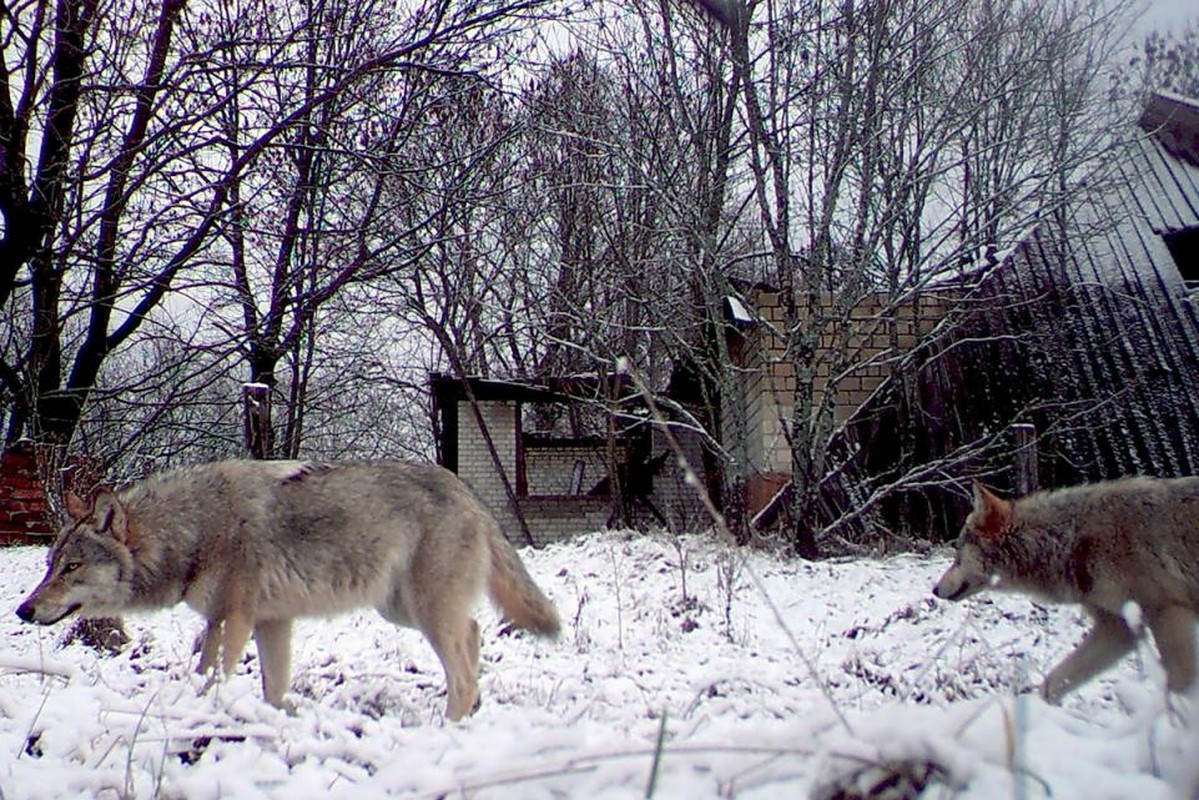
(1139, 90), (1199, 170)
(723, 295), (756, 327)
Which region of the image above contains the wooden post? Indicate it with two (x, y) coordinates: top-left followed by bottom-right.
(1012, 423), (1038, 495)
(243, 383), (272, 460)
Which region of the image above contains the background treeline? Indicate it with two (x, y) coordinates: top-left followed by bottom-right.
(2, 0), (1193, 547)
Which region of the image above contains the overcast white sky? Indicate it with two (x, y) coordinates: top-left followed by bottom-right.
(1135, 0), (1196, 35)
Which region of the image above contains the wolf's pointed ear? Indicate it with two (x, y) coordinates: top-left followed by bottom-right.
(93, 491), (133, 547)
(64, 490), (92, 521)
(971, 481), (1012, 543)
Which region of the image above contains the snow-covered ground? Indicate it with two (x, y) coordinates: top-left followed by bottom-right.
(1, 531), (1195, 798)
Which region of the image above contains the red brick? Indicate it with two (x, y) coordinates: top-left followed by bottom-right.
(0, 531), (50, 546)
(3, 473), (41, 487)
(3, 507), (51, 523)
(2, 451), (35, 467)
(7, 488), (49, 503)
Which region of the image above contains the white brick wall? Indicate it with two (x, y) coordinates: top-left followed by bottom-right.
(456, 400), (518, 523)
(450, 395), (711, 543)
(524, 445), (619, 496)
(454, 399), (618, 544)
(744, 289), (949, 476)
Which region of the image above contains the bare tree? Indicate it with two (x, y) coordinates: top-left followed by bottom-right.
(1121, 18), (1199, 97)
(0, 0), (560, 470)
(680, 0), (1134, 553)
(507, 15), (759, 530)
(1, 0), (200, 455)
(211, 0), (566, 458)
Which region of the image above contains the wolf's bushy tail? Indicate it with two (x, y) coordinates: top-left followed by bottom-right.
(486, 529), (560, 637)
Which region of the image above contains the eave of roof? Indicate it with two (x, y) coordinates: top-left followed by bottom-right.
(1139, 91), (1199, 170)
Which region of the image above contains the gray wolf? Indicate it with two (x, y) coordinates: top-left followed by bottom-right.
(933, 478), (1199, 703)
(16, 459), (560, 720)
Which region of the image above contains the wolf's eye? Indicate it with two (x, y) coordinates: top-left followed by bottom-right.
(63, 562), (82, 574)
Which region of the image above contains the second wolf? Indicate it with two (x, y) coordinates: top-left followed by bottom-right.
(16, 459), (560, 720)
(933, 477), (1199, 703)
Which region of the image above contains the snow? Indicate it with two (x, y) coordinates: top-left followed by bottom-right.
(724, 296), (755, 326)
(2, 531), (1196, 798)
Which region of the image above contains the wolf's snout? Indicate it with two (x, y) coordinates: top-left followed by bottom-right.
(933, 567), (974, 602)
(932, 582), (966, 601)
(14, 597), (80, 625)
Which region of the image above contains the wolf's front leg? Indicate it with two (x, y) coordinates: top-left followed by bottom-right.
(1041, 609), (1137, 704)
(195, 619), (226, 698)
(195, 619), (223, 675)
(220, 612), (255, 677)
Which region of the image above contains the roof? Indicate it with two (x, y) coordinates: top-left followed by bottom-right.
(820, 90), (1199, 540)
(1132, 92), (1199, 235)
(1138, 91), (1199, 172)
(428, 372), (635, 404)
(964, 91), (1199, 478)
(723, 295), (755, 327)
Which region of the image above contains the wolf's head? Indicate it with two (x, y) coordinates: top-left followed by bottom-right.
(932, 481), (1013, 602)
(16, 490), (137, 625)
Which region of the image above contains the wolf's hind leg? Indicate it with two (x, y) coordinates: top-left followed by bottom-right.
(1042, 610), (1137, 704)
(1147, 605), (1198, 694)
(468, 619), (481, 679)
(464, 619), (482, 716)
(253, 619), (294, 709)
(422, 613), (481, 722)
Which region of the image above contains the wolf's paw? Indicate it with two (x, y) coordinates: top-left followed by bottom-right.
(267, 695), (298, 716)
(1039, 679), (1066, 705)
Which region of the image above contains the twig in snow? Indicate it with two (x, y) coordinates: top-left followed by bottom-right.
(619, 358), (854, 736)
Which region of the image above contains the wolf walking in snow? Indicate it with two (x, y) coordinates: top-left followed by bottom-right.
(933, 477), (1199, 703)
(16, 459), (560, 720)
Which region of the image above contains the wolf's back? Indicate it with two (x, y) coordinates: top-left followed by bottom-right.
(1019, 476), (1199, 600)
(1020, 476), (1199, 539)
